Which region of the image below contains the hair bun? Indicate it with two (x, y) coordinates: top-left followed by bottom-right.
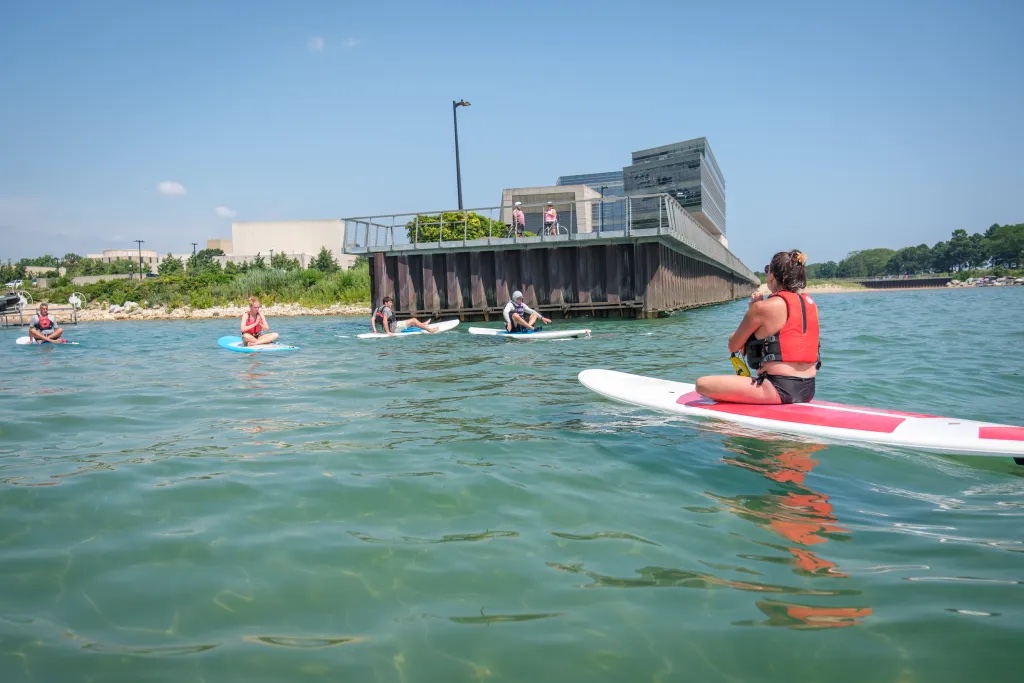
(793, 251), (807, 266)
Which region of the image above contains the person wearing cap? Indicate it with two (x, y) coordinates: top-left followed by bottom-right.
(543, 202), (557, 235)
(503, 291), (551, 333)
(512, 202), (526, 237)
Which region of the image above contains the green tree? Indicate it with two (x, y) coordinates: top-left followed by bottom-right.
(250, 253), (267, 270)
(946, 229), (973, 272)
(19, 255), (59, 268)
(988, 223), (1024, 268)
(405, 211), (507, 243)
(311, 246), (338, 273)
(929, 241), (954, 274)
(87, 258), (137, 275)
(1, 262), (27, 283)
(885, 244), (932, 275)
(836, 249), (894, 278)
(189, 248), (223, 274)
(158, 253), (184, 275)
(271, 251), (301, 270)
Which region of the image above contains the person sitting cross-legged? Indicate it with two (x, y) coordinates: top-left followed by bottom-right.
(503, 291), (551, 333)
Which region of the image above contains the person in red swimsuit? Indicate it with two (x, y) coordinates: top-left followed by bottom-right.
(240, 296), (280, 346)
(696, 250), (820, 404)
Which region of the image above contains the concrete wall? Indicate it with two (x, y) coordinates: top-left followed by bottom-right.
(230, 220), (356, 269)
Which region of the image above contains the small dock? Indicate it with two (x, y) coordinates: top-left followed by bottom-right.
(343, 194), (760, 320)
(1, 302), (79, 328)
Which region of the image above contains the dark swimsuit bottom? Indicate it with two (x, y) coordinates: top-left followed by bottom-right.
(755, 374), (816, 404)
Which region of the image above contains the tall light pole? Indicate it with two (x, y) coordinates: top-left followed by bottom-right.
(134, 239), (144, 277)
(191, 242), (198, 275)
(452, 99), (470, 210)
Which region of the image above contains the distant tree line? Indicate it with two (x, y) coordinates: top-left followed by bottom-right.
(4, 246), (346, 283)
(806, 223), (1023, 279)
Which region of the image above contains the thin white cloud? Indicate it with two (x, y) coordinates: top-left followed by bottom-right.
(308, 36), (325, 52)
(214, 206), (237, 218)
(157, 181), (187, 197)
(342, 37), (360, 49)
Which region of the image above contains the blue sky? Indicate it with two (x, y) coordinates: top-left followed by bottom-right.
(1, 0), (1022, 267)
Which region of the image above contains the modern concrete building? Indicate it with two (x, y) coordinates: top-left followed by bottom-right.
(500, 186), (602, 235)
(212, 220), (356, 269)
(556, 171), (626, 233)
(623, 137), (727, 244)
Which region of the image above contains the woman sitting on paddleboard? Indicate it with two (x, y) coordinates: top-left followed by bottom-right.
(696, 250), (820, 405)
(240, 296), (280, 346)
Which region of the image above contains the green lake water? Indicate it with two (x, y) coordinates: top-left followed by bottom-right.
(1, 287), (1022, 682)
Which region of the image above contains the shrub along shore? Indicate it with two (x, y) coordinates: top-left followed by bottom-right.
(30, 262), (373, 322)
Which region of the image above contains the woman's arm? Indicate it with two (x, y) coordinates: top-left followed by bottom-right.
(728, 302), (765, 353)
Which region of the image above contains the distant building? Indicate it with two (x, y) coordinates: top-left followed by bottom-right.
(211, 220), (356, 269)
(556, 171), (625, 232)
(623, 137), (726, 241)
(86, 248), (161, 273)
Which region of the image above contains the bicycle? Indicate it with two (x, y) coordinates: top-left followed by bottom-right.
(506, 223), (526, 238)
(544, 222), (569, 236)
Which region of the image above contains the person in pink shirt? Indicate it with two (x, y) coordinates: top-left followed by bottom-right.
(543, 202), (558, 235)
(512, 201), (525, 236)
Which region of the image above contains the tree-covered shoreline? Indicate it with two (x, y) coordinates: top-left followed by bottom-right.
(4, 222), (1022, 309)
(3, 247), (371, 310)
(804, 224), (1023, 279)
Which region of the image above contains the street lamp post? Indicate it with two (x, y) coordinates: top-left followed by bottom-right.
(452, 99), (471, 210)
(134, 239), (145, 278)
(600, 185), (608, 233)
(191, 242), (198, 274)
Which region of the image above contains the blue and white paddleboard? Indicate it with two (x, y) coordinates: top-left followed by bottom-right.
(468, 326), (591, 341)
(356, 319), (460, 340)
(16, 336), (79, 346)
(217, 335), (299, 353)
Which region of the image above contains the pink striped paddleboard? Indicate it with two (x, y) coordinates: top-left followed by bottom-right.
(578, 369), (1024, 459)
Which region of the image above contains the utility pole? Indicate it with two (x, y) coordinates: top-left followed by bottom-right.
(191, 242), (198, 274)
(134, 239), (145, 277)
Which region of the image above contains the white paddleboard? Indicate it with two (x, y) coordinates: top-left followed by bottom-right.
(16, 336), (79, 346)
(468, 327), (591, 341)
(356, 319), (460, 339)
(578, 369), (1024, 459)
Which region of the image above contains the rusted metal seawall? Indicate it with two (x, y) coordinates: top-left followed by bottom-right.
(371, 239), (754, 321)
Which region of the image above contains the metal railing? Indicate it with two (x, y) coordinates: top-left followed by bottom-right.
(343, 194), (758, 282)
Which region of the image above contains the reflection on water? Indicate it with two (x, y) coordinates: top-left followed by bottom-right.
(709, 436), (874, 628)
(2, 299), (1023, 682)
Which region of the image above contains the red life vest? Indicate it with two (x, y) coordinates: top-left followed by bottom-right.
(35, 314), (54, 330)
(245, 312), (263, 335)
(744, 290), (820, 369)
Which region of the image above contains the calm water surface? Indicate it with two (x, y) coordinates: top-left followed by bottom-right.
(1, 287), (1022, 683)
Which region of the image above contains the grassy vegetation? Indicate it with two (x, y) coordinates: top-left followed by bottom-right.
(32, 262), (371, 310)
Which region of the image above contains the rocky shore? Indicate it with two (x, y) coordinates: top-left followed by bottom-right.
(72, 302), (372, 322)
(64, 285), (874, 323)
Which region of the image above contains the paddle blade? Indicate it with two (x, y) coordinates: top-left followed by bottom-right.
(731, 354), (751, 377)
